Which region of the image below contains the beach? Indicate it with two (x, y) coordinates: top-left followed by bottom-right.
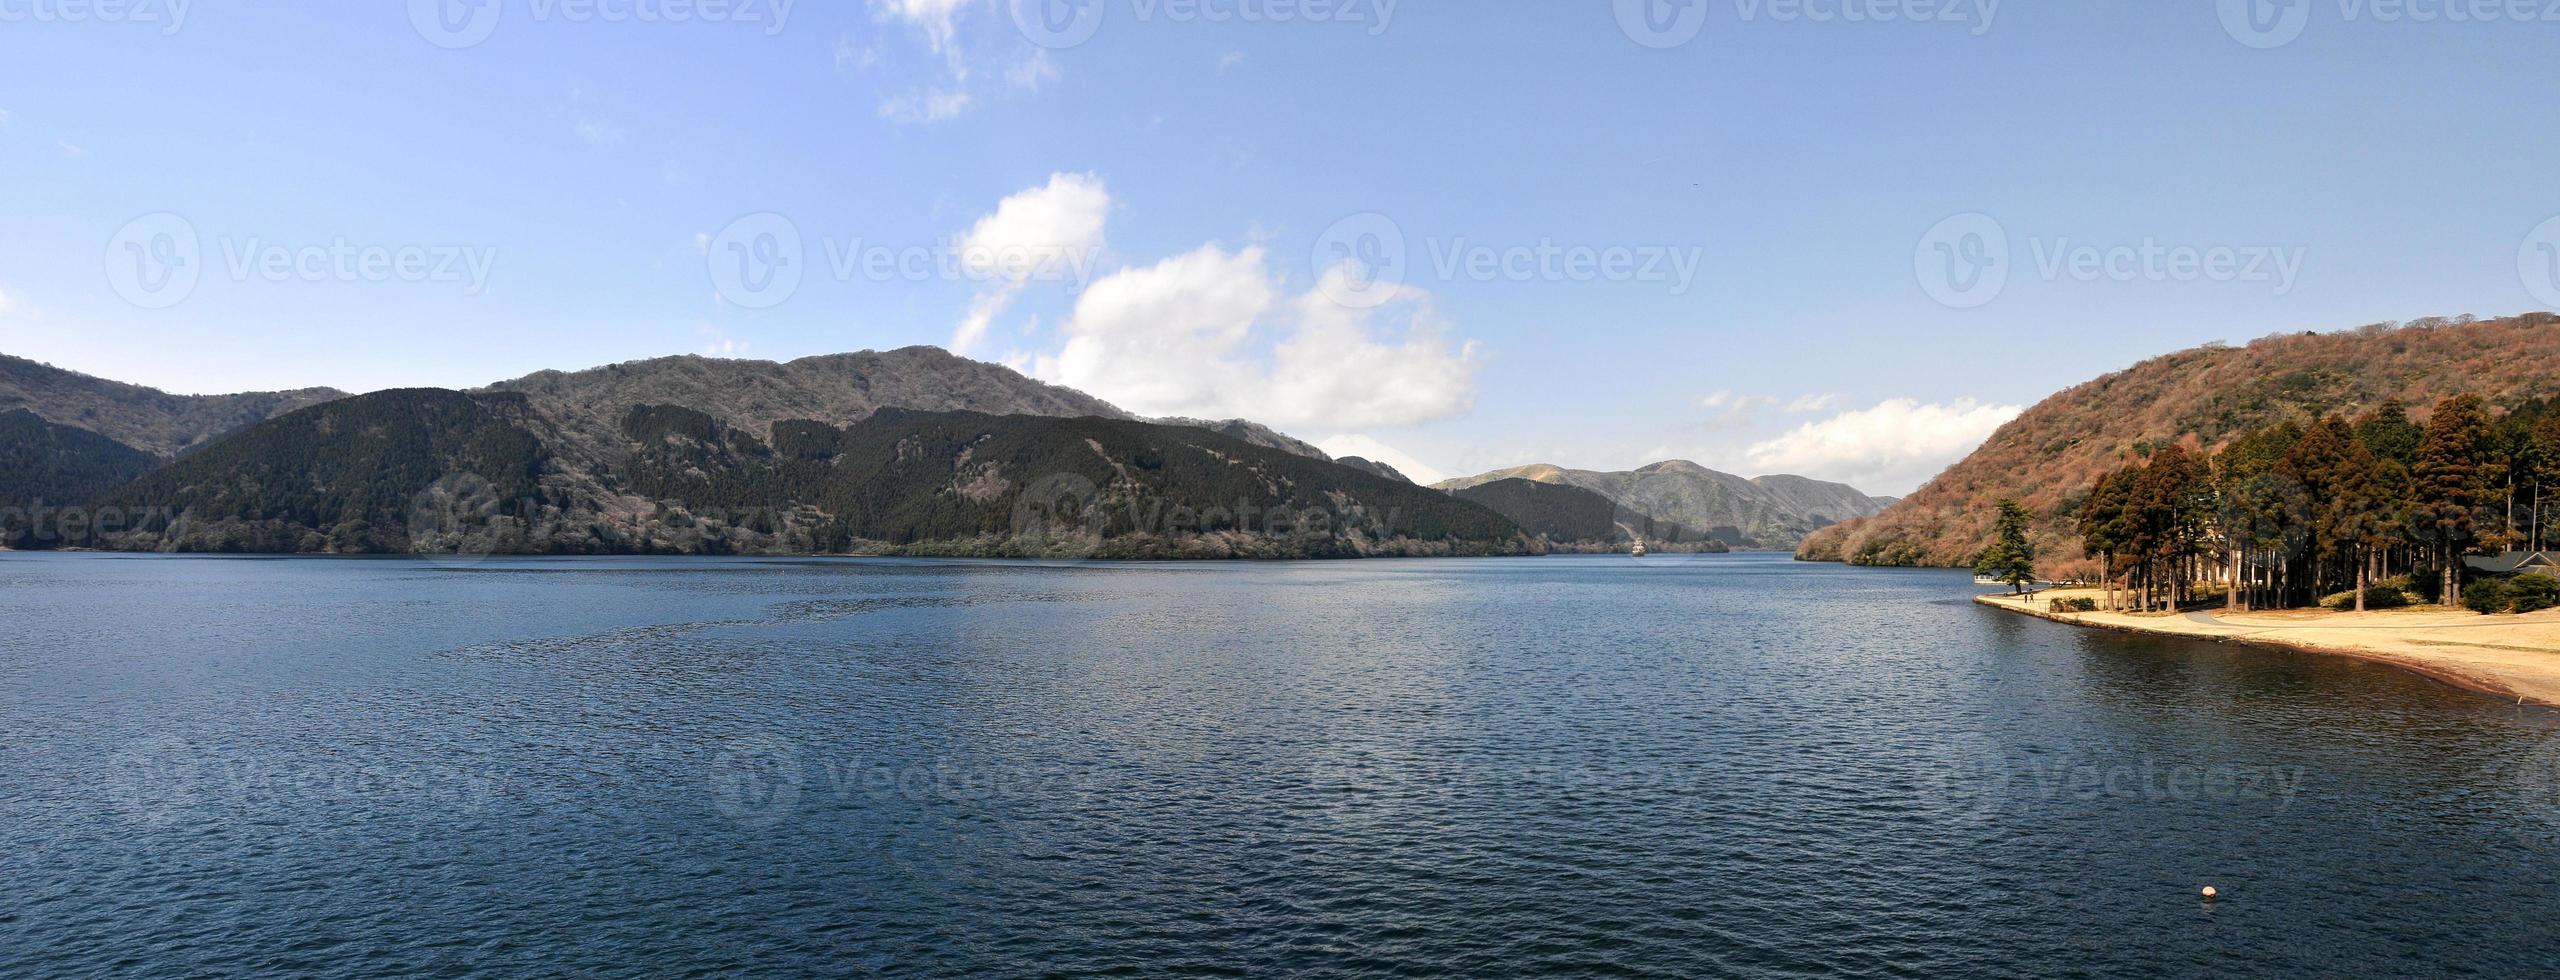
(1978, 588), (2560, 708)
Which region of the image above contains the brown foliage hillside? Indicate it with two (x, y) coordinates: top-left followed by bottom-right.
(1796, 314), (2560, 577)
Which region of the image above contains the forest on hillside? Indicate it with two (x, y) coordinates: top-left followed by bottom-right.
(1800, 314), (2560, 574)
(2061, 394), (2559, 614)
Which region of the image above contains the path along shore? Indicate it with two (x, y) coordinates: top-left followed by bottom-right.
(1976, 588), (2560, 708)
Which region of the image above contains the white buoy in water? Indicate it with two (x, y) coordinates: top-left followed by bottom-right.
(2200, 886), (2219, 900)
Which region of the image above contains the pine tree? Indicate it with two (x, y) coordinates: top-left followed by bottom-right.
(2534, 410), (2560, 551)
(1975, 498), (2038, 595)
(2414, 395), (2496, 605)
(2356, 399), (2425, 466)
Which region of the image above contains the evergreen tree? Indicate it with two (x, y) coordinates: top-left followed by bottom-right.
(2534, 410), (2560, 551)
(1974, 498), (2038, 594)
(2414, 395), (2497, 604)
(2355, 399), (2424, 466)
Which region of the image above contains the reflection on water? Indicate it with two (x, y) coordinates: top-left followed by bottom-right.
(4, 552), (2558, 977)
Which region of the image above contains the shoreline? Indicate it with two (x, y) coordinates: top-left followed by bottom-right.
(1976, 589), (2560, 709)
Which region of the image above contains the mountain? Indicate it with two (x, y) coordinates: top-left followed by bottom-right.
(0, 354), (345, 459)
(0, 409), (163, 527)
(1433, 460), (1893, 549)
(481, 347), (1333, 468)
(1795, 313), (2560, 574)
(1450, 478), (1724, 552)
(69, 389), (1530, 558)
(90, 389), (551, 554)
(1334, 456), (1411, 483)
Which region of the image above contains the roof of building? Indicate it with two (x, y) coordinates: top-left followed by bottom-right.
(2464, 550), (2560, 575)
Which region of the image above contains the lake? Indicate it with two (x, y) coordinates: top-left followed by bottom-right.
(5, 552), (2558, 976)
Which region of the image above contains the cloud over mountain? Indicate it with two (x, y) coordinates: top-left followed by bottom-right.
(1743, 398), (2023, 495)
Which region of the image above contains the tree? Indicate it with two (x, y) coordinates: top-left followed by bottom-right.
(2355, 399), (2424, 467)
(2323, 429), (2396, 612)
(2535, 410), (2560, 551)
(1975, 498), (2038, 595)
(2079, 467), (2135, 610)
(2413, 395), (2497, 605)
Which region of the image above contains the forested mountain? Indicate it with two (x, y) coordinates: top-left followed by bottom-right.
(0, 410), (162, 527)
(89, 390), (552, 554)
(0, 353), (345, 458)
(1433, 460), (1890, 549)
(481, 347), (1333, 468)
(1451, 477), (1726, 552)
(0, 345), (1402, 555)
(56, 389), (1532, 558)
(1798, 314), (2560, 575)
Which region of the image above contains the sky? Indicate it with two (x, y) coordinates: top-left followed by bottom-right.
(3, 1), (2557, 493)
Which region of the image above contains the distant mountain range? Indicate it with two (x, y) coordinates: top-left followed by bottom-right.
(1, 353), (344, 458)
(4, 345), (1901, 558)
(1, 347), (1538, 557)
(1449, 478), (1725, 553)
(1433, 461), (1894, 550)
(1796, 313), (2560, 574)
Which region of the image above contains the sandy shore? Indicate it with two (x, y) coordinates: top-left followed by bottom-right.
(1977, 588), (2560, 708)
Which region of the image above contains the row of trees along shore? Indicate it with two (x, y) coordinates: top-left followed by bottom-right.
(2070, 394), (2560, 613)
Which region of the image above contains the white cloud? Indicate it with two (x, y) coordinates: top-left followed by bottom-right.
(1742, 398), (2023, 495)
(1698, 389), (1775, 425)
(575, 121), (625, 145)
(698, 325), (748, 357)
(869, 0), (1064, 123)
(1697, 389), (1845, 429)
(0, 286), (12, 315)
(0, 108), (12, 128)
(1006, 49), (1058, 92)
(1033, 245), (1478, 433)
(877, 0), (971, 54)
(1316, 434), (1447, 485)
(949, 172), (1110, 356)
(879, 88), (973, 124)
(834, 36), (880, 72)
(1218, 51), (1247, 72)
(58, 139), (85, 157)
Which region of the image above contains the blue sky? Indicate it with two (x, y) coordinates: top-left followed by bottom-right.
(3, 1), (2556, 492)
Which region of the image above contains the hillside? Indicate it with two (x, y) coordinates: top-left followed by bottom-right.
(1450, 478), (1725, 552)
(481, 347), (1331, 469)
(90, 389), (552, 554)
(0, 409), (162, 534)
(1796, 314), (2560, 574)
(1335, 456), (1411, 483)
(68, 390), (1532, 558)
(0, 354), (346, 458)
(1434, 460), (1892, 549)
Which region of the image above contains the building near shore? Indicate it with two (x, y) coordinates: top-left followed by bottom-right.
(2465, 551), (2559, 576)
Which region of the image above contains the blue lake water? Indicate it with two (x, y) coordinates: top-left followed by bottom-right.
(5, 552), (2559, 976)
